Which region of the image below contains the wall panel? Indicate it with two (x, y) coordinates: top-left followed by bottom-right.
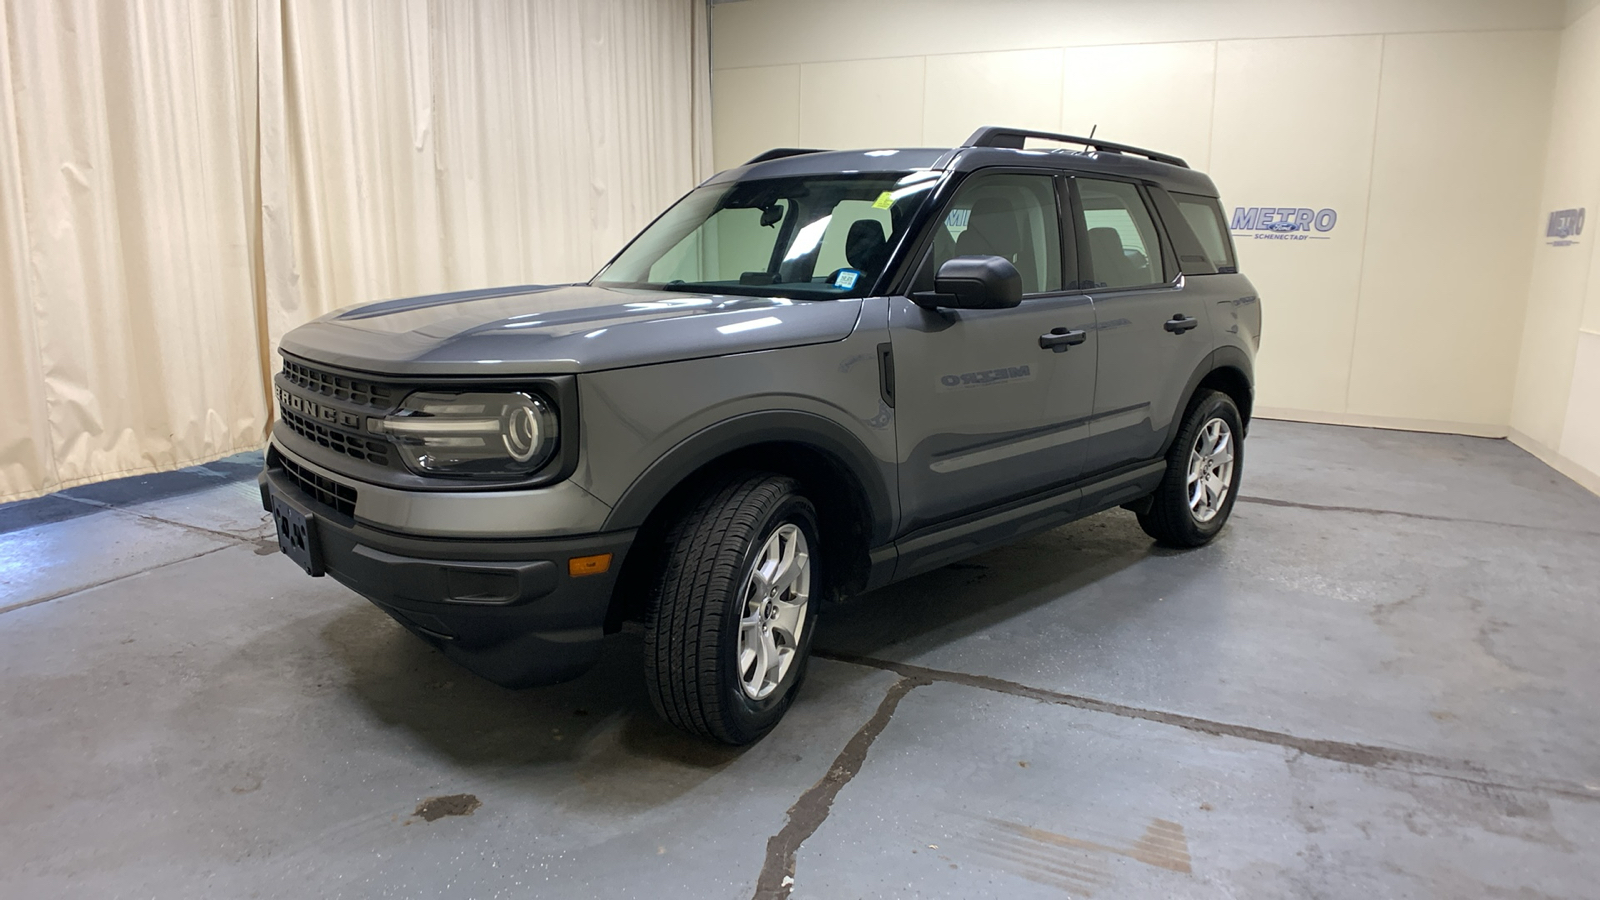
(1059, 42), (1216, 171)
(799, 57), (925, 151)
(712, 0), (1564, 70)
(921, 48), (1063, 146)
(1347, 31), (1557, 430)
(1511, 11), (1600, 448)
(1208, 36), (1383, 418)
(711, 64), (799, 171)
(1558, 331), (1600, 480)
(1507, 3), (1600, 492)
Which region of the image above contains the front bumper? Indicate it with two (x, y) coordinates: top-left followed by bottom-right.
(259, 463), (634, 688)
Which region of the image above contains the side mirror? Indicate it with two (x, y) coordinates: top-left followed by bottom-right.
(914, 255), (1023, 310)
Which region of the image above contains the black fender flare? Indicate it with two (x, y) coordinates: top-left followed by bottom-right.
(602, 410), (897, 546)
(1208, 344), (1256, 426)
(1161, 347), (1255, 456)
(1210, 344), (1255, 394)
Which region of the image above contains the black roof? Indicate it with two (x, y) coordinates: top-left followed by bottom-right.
(710, 125), (1220, 197)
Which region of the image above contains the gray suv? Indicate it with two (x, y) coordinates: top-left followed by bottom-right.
(260, 126), (1261, 744)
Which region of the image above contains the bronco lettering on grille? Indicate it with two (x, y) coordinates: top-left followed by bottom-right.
(277, 386), (362, 430)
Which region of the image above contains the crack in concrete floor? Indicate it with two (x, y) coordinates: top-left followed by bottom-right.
(1237, 494), (1600, 537)
(748, 645), (1600, 899)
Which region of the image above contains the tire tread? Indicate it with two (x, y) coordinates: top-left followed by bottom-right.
(1137, 389), (1243, 548)
(643, 472), (801, 743)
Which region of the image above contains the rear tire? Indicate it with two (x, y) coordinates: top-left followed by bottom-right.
(643, 472), (820, 745)
(1137, 390), (1244, 548)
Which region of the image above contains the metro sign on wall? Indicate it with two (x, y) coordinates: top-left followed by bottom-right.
(1230, 206), (1338, 241)
(1546, 207), (1585, 247)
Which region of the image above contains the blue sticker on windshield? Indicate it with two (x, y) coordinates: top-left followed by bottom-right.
(834, 269), (861, 290)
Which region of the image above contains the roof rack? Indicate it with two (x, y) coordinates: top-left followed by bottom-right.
(744, 147), (824, 165)
(962, 126), (1189, 169)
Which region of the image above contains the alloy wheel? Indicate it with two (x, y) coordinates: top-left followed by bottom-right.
(736, 523), (811, 700)
(1187, 417), (1235, 523)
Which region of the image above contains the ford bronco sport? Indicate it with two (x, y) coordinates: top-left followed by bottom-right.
(261, 126), (1261, 744)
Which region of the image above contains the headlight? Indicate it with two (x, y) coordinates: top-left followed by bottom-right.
(375, 391), (559, 479)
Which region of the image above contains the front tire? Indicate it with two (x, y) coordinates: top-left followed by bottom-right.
(1137, 390), (1244, 547)
(644, 473), (820, 745)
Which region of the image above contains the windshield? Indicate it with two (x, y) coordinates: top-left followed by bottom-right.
(593, 171), (941, 299)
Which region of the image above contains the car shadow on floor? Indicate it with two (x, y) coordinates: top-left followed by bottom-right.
(308, 507), (1183, 797)
(316, 602), (739, 762)
(815, 509), (1186, 663)
(309, 603), (904, 811)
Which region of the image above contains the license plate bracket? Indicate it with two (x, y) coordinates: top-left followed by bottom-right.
(270, 486), (324, 577)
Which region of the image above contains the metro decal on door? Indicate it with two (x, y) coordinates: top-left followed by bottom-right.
(1230, 207), (1337, 241)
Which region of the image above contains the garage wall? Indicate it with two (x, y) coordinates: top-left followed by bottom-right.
(1510, 1), (1600, 495)
(0, 0), (711, 503)
(711, 0), (1562, 437)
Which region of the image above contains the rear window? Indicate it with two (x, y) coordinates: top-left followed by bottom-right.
(1173, 193), (1237, 273)
(1078, 178), (1165, 289)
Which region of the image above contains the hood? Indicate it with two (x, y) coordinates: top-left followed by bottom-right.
(278, 284), (864, 375)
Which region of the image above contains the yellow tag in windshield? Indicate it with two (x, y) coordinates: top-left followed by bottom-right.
(872, 191), (894, 209)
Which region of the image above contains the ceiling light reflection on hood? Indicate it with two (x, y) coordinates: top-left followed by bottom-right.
(717, 316), (782, 335)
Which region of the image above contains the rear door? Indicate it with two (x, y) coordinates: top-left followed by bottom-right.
(1072, 176), (1211, 474)
(890, 171), (1098, 535)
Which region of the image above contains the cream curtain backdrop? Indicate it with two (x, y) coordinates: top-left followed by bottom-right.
(0, 0), (711, 503)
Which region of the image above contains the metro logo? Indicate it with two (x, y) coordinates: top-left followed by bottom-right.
(1230, 207), (1338, 235)
(936, 365), (1034, 391)
(1546, 207), (1585, 246)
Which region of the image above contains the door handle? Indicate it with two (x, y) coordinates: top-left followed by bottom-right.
(1039, 328), (1087, 352)
(1164, 314), (1199, 334)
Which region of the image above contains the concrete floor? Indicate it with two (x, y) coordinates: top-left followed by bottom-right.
(2, 420), (1599, 899)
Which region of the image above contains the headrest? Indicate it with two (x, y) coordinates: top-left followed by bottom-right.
(969, 196), (1015, 220)
(846, 219), (888, 271)
(1089, 227), (1124, 255)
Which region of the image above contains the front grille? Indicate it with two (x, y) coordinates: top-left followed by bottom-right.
(283, 359), (393, 409)
(280, 404), (392, 466)
(280, 454), (357, 517)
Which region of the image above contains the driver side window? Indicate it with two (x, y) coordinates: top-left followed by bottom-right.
(917, 173), (1062, 295)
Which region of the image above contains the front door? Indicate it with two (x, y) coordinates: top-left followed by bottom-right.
(1072, 176), (1212, 474)
(891, 171), (1098, 536)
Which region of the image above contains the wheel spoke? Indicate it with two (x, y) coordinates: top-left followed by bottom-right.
(758, 626), (778, 680)
(777, 527), (797, 574)
(771, 598), (805, 638)
(748, 563), (773, 598)
(772, 554), (799, 596)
